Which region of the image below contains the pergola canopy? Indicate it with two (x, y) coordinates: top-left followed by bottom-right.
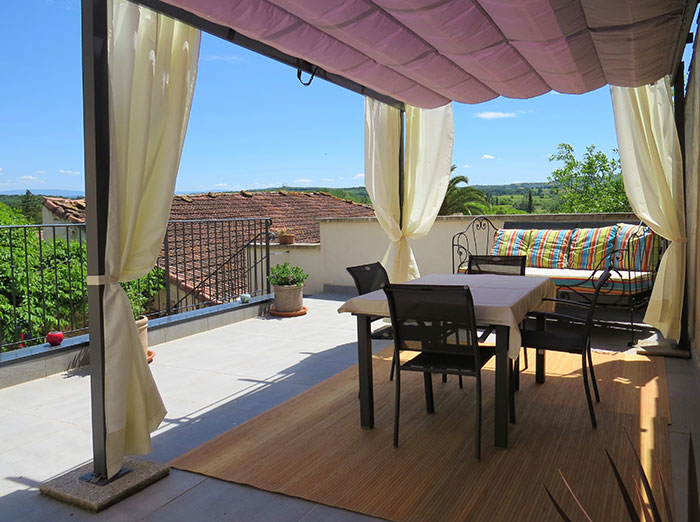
(158, 0), (696, 108)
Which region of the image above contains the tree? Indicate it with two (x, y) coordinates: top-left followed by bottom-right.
(548, 143), (631, 213)
(439, 166), (489, 215)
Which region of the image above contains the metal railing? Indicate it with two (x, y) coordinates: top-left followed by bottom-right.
(0, 218), (271, 351)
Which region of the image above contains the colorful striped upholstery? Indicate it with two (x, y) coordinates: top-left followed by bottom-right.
(612, 223), (661, 271)
(489, 229), (532, 257)
(527, 229), (573, 268)
(568, 226), (617, 270)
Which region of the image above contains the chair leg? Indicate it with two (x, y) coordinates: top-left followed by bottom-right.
(442, 373), (447, 383)
(509, 360), (516, 424)
(581, 352), (597, 428)
(522, 347), (529, 371)
(389, 354), (396, 381)
(394, 367), (401, 447)
(424, 372), (435, 413)
(513, 357), (520, 391)
(459, 375), (463, 389)
(475, 374), (482, 460)
(587, 347), (600, 402)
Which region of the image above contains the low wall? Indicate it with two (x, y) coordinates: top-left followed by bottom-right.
(270, 213), (637, 294)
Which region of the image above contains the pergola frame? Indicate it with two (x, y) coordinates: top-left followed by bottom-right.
(81, 0), (696, 481)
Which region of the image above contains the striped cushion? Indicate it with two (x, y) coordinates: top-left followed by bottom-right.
(612, 223), (661, 271)
(568, 226), (617, 270)
(527, 229), (573, 269)
(489, 229), (532, 257)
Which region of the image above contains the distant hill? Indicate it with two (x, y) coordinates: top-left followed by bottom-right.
(249, 186), (371, 205)
(0, 189), (85, 198)
(471, 182), (553, 196)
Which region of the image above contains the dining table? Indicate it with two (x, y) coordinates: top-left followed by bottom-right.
(338, 273), (556, 448)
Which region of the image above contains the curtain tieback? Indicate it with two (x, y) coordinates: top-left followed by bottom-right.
(87, 274), (119, 285)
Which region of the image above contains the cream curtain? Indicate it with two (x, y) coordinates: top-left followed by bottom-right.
(103, 0), (200, 478)
(611, 77), (686, 342)
(364, 98), (454, 282)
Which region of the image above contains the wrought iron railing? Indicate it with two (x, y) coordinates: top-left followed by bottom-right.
(0, 218), (271, 351)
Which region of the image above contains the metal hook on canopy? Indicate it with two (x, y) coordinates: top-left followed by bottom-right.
(297, 65), (317, 86)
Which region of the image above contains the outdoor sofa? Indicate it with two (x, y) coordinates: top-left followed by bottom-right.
(452, 216), (664, 340)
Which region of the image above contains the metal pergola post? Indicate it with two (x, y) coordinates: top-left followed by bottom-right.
(398, 108), (405, 230)
(81, 0), (111, 480)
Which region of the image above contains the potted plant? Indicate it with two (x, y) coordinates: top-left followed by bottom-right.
(273, 227), (295, 245)
(122, 278), (158, 364)
(268, 262), (309, 316)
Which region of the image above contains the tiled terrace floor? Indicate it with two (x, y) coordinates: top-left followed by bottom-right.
(1, 293), (699, 521)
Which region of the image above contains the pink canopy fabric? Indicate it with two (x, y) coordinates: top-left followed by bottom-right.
(162, 0), (691, 108)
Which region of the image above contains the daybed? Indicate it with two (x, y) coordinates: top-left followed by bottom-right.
(452, 216), (664, 342)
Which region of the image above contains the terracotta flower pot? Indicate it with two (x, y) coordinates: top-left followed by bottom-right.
(278, 234), (295, 245)
(272, 284), (303, 312)
(135, 315), (154, 363)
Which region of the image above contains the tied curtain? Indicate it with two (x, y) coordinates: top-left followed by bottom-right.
(364, 98), (454, 282)
(611, 77), (686, 343)
(103, 0), (200, 478)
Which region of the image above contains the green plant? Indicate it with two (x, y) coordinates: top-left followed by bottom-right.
(545, 431), (698, 521)
(120, 267), (166, 319)
(548, 143), (631, 213)
(267, 262), (308, 287)
(438, 166), (489, 216)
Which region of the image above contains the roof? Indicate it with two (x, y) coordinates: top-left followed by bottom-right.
(160, 0), (696, 108)
(42, 197), (86, 224)
(43, 191), (375, 243)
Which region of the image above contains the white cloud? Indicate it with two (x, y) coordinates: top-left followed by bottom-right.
(295, 179), (312, 183)
(353, 173), (364, 179)
(214, 183), (229, 187)
(20, 175), (39, 181)
(36, 170), (46, 174)
(481, 154), (496, 160)
(0, 168), (3, 173)
(461, 164), (472, 168)
(474, 111), (516, 120)
(201, 55), (244, 64)
(59, 169), (80, 176)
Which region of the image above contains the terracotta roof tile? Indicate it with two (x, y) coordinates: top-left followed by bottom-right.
(43, 191), (375, 243)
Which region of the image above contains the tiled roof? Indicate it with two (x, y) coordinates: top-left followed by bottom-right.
(169, 191), (374, 243)
(42, 197), (86, 224)
(43, 191), (375, 243)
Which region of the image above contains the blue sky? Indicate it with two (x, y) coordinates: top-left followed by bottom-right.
(0, 0), (649, 194)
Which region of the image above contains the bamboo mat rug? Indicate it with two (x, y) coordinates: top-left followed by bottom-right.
(172, 348), (672, 521)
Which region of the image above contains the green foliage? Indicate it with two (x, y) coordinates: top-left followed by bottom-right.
(267, 262), (308, 287)
(0, 207), (165, 350)
(120, 268), (166, 319)
(439, 167), (489, 216)
(0, 193), (43, 223)
(547, 143), (631, 213)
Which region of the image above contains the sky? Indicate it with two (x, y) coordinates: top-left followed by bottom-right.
(0, 0), (682, 195)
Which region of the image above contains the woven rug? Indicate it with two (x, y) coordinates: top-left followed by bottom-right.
(171, 348), (672, 521)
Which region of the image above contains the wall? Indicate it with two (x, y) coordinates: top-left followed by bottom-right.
(269, 213), (638, 295)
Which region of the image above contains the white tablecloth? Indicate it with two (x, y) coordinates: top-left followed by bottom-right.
(338, 273), (556, 359)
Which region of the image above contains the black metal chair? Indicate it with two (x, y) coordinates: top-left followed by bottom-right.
(467, 255), (529, 373)
(467, 255), (526, 276)
(383, 283), (511, 460)
(346, 263), (396, 378)
(520, 266), (613, 428)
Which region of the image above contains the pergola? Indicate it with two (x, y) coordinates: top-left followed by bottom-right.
(80, 0), (700, 486)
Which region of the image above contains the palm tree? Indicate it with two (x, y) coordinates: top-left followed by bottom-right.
(439, 166), (489, 215)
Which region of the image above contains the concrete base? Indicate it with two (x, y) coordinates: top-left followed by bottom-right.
(634, 333), (691, 358)
(39, 457), (170, 512)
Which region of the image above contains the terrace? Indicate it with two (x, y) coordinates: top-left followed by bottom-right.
(3, 0), (700, 519)
(1, 214), (699, 520)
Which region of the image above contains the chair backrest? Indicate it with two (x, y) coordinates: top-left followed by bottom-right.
(383, 283), (481, 363)
(467, 255), (526, 276)
(346, 262), (389, 295)
(585, 266), (614, 328)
